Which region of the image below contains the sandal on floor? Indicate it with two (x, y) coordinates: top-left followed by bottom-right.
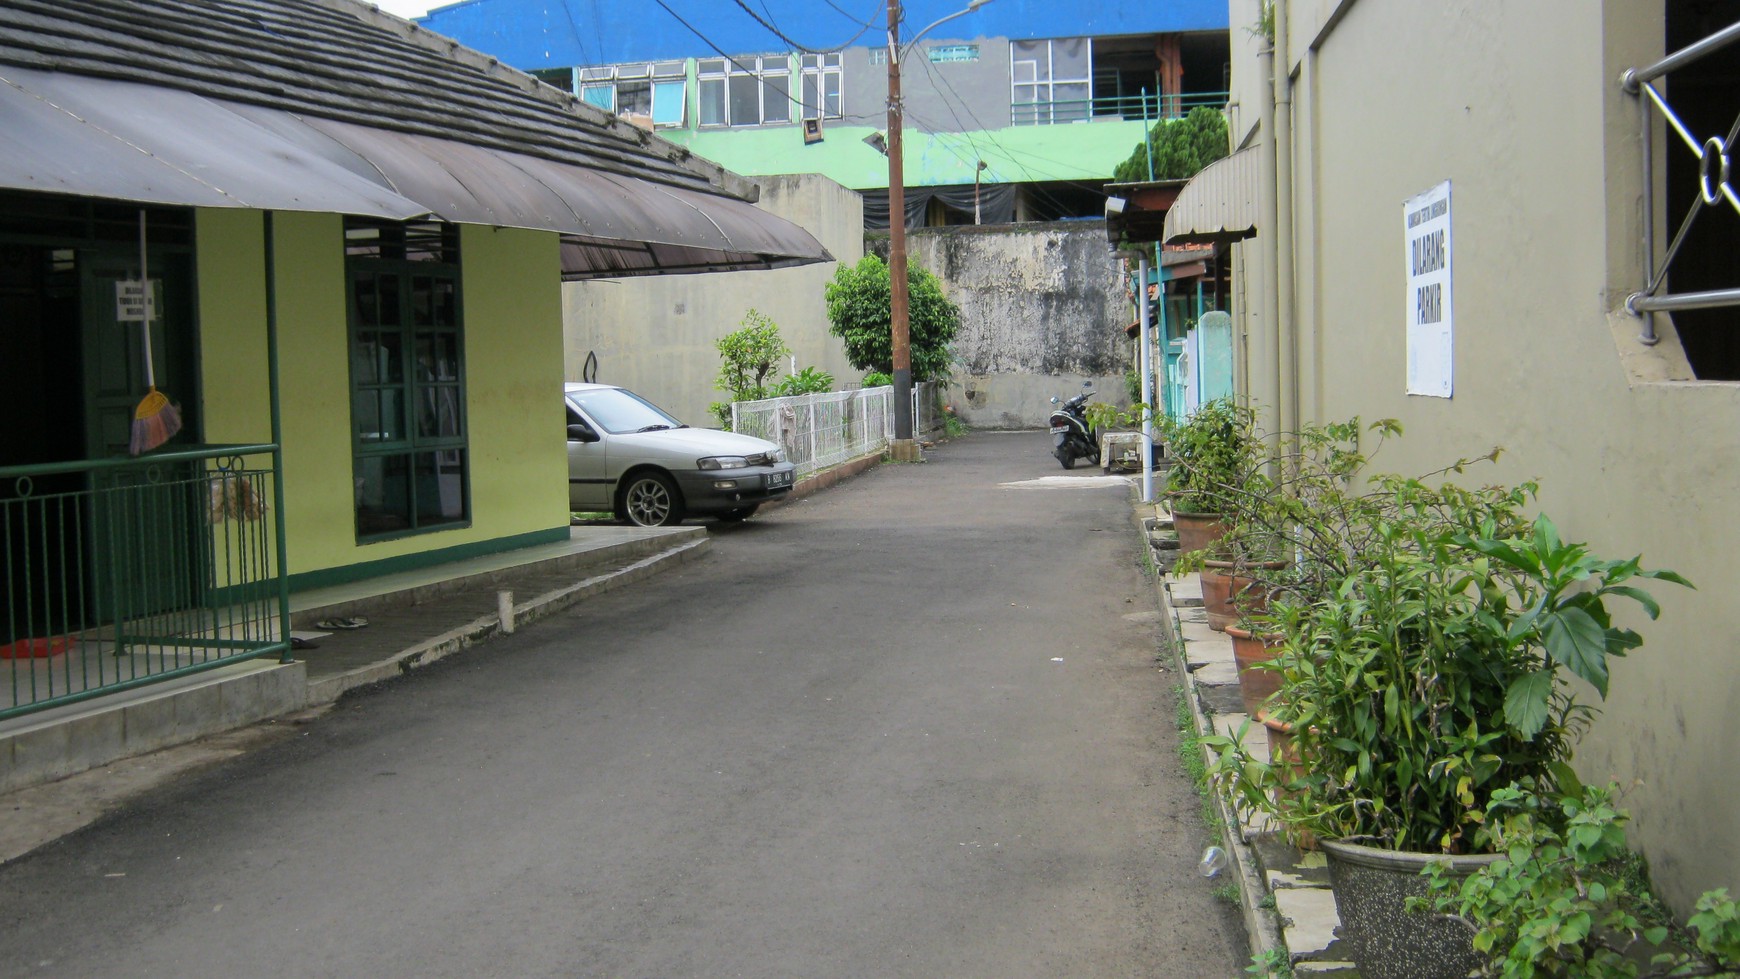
(316, 617), (369, 630)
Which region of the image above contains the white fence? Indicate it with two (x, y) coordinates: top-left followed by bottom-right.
(732, 387), (895, 478)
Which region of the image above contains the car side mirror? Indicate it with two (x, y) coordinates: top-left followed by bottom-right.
(567, 423), (599, 443)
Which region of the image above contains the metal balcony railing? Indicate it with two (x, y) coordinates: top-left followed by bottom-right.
(2, 445), (289, 720)
(1622, 19), (1740, 343)
(1012, 91), (1229, 127)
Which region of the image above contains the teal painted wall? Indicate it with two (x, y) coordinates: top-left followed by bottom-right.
(669, 120), (1151, 190)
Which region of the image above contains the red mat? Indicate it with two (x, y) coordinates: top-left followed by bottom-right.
(1, 636), (69, 659)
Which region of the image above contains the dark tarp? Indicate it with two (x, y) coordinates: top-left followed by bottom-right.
(0, 66), (831, 278)
(862, 182), (1017, 230)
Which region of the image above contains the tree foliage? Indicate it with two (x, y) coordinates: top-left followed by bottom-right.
(713, 309), (789, 404)
(710, 309), (790, 426)
(1111, 106), (1229, 183)
(824, 254), (960, 382)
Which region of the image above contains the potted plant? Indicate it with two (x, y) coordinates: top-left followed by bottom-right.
(1159, 398), (1259, 556)
(1206, 448), (1691, 979)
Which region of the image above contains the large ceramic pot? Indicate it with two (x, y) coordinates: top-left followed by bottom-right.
(1227, 626), (1284, 715)
(1169, 507), (1228, 556)
(1199, 559), (1285, 631)
(1319, 839), (1504, 979)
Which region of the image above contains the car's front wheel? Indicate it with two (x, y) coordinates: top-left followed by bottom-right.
(618, 472), (684, 527)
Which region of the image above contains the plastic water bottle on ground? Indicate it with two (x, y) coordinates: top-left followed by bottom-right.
(1198, 845), (1229, 878)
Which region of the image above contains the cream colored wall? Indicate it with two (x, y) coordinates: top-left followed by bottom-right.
(195, 211), (568, 579)
(563, 174), (863, 427)
(1238, 0), (1740, 907)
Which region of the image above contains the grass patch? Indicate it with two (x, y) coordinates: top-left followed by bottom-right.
(1174, 684), (1225, 837)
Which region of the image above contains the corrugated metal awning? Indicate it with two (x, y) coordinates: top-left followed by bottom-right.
(0, 66), (831, 278)
(1162, 146), (1261, 245)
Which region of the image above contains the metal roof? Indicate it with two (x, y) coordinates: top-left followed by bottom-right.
(0, 0), (832, 277)
(1162, 146), (1261, 245)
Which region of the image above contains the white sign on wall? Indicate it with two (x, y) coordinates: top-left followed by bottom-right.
(1403, 181), (1453, 398)
(115, 278), (157, 323)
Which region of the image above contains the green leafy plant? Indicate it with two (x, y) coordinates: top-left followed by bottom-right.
(941, 405), (967, 439)
(1415, 782), (1740, 978)
(824, 254), (961, 383)
(1159, 398), (1261, 516)
(773, 366), (834, 397)
(862, 370), (893, 388)
(710, 309), (791, 428)
(1111, 106), (1230, 183)
(1246, 947), (1294, 978)
(1203, 439), (1691, 854)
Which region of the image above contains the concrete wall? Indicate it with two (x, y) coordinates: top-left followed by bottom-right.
(838, 36), (1014, 135)
(1230, 0), (1740, 908)
(562, 174), (865, 427)
(871, 222), (1131, 429)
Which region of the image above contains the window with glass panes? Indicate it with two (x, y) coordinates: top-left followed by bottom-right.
(1010, 38), (1092, 125)
(344, 219), (468, 540)
(698, 55), (792, 127)
(578, 62), (686, 125)
(801, 53), (842, 120)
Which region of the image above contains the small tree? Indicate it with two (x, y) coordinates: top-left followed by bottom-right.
(1111, 106), (1229, 183)
(824, 254), (960, 382)
(710, 309), (790, 426)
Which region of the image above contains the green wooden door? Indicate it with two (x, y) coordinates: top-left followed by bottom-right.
(80, 248), (204, 631)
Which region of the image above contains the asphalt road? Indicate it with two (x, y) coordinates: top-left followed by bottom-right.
(0, 431), (1246, 978)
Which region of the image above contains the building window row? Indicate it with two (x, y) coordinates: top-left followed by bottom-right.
(578, 62), (687, 125)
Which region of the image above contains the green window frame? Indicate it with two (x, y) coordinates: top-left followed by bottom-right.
(344, 219), (469, 542)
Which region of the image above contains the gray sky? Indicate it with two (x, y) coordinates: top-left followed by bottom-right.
(370, 0), (432, 19)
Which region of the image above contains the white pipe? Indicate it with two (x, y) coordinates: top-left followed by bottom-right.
(1274, 0), (1298, 439)
(1138, 258), (1155, 503)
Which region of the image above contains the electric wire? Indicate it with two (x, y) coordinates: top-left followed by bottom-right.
(910, 58), (1109, 201)
(649, 0), (837, 118)
(719, 0), (880, 55)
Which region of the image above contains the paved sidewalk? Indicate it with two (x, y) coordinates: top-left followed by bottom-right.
(289, 525), (709, 703)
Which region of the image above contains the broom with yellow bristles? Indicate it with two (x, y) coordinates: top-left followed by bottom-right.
(129, 210), (182, 455)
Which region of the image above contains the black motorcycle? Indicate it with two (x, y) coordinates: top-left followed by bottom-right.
(1048, 384), (1101, 470)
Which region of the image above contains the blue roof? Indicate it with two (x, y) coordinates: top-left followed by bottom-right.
(419, 0), (1227, 70)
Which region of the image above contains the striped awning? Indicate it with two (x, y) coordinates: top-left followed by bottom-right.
(0, 66), (831, 279)
(1163, 145), (1261, 244)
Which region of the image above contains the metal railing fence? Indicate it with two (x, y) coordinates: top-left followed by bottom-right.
(1012, 90), (1229, 127)
(1622, 19), (1740, 342)
(731, 387), (894, 478)
(2, 445), (288, 720)
(912, 380), (945, 438)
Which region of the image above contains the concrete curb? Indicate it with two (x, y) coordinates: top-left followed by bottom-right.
(306, 537), (711, 704)
(1138, 499), (1289, 971)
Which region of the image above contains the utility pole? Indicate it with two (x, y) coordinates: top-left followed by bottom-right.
(886, 0), (917, 458)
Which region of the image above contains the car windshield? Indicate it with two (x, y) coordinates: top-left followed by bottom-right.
(568, 388), (685, 435)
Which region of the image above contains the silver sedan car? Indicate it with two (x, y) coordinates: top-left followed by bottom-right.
(565, 383), (796, 526)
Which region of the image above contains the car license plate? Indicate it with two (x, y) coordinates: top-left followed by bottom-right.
(1050, 424), (1069, 434)
(768, 471), (792, 489)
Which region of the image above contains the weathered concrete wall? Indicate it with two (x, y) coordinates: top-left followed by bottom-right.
(563, 174), (863, 427)
(870, 223), (1131, 429)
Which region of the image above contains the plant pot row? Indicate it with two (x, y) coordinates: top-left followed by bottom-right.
(1166, 406), (1695, 979)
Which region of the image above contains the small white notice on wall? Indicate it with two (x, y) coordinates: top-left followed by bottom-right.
(116, 279), (156, 323)
(1403, 181), (1452, 398)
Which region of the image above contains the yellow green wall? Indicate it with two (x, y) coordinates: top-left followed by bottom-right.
(194, 210), (568, 581)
